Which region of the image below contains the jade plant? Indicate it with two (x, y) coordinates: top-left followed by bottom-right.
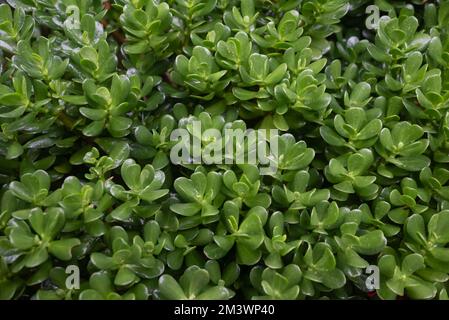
(1, 0), (449, 301)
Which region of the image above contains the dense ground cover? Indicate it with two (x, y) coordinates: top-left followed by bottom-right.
(1, 0), (449, 300)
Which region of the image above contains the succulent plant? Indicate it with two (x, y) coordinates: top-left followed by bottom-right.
(1, 0), (449, 302)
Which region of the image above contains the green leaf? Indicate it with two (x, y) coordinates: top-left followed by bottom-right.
(174, 177), (198, 201)
(170, 203), (202, 216)
(180, 266), (209, 298)
(428, 211), (449, 244)
(236, 242), (262, 265)
(158, 275), (187, 299)
(115, 266), (137, 286)
(121, 159), (141, 190)
(9, 228), (35, 250)
(265, 63), (287, 85)
(25, 247), (48, 268)
(237, 212), (265, 249)
(91, 253), (114, 270)
(48, 238), (80, 260)
(357, 119), (382, 140)
(354, 230), (386, 255)
(80, 107), (107, 121)
(321, 269), (346, 289)
(405, 214), (427, 245)
(320, 126), (346, 147)
(392, 156), (430, 171)
(110, 202), (133, 222)
(196, 286), (234, 300)
(79, 289), (104, 300)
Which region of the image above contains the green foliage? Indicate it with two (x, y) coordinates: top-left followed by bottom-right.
(1, 0), (449, 301)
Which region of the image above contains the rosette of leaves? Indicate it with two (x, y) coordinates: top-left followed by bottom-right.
(375, 121), (430, 174)
(263, 211), (301, 269)
(381, 178), (430, 225)
(204, 202), (267, 265)
(411, 68), (449, 120)
(90, 226), (165, 287)
(12, 37), (68, 82)
(0, 72), (50, 138)
(222, 0), (258, 33)
(283, 39), (327, 77)
(232, 53), (288, 116)
(133, 114), (176, 166)
(119, 0), (180, 60)
(359, 201), (401, 238)
(7, 169), (55, 208)
(293, 242), (346, 297)
(204, 259), (240, 288)
(156, 265), (234, 300)
(300, 0), (350, 51)
(334, 218), (387, 270)
(272, 134), (315, 181)
(190, 22), (231, 52)
(139, 221), (169, 263)
(78, 74), (136, 138)
(320, 104), (383, 151)
(69, 39), (117, 82)
(61, 13), (106, 50)
(324, 149), (379, 201)
(169, 46), (230, 100)
(79, 271), (151, 300)
(378, 52), (429, 96)
(2, 0), (449, 302)
(0, 71), (54, 159)
(0, 257), (24, 300)
(343, 82), (373, 109)
(298, 200), (343, 236)
(272, 170), (330, 223)
(162, 227), (213, 270)
(267, 68), (331, 127)
(221, 164), (271, 209)
(170, 169), (223, 224)
(0, 4), (34, 53)
(233, 52), (330, 129)
(377, 251), (440, 300)
(324, 59), (357, 93)
(366, 15), (431, 64)
(249, 264), (302, 300)
(1, 207), (80, 272)
(107, 159), (169, 222)
(172, 0), (219, 38)
(0, 71), (33, 122)
(404, 212), (449, 274)
(26, 0), (106, 32)
(59, 176), (112, 237)
(127, 73), (165, 113)
(215, 31), (252, 71)
(420, 167), (449, 202)
(79, 143), (129, 181)
(250, 10), (306, 51)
